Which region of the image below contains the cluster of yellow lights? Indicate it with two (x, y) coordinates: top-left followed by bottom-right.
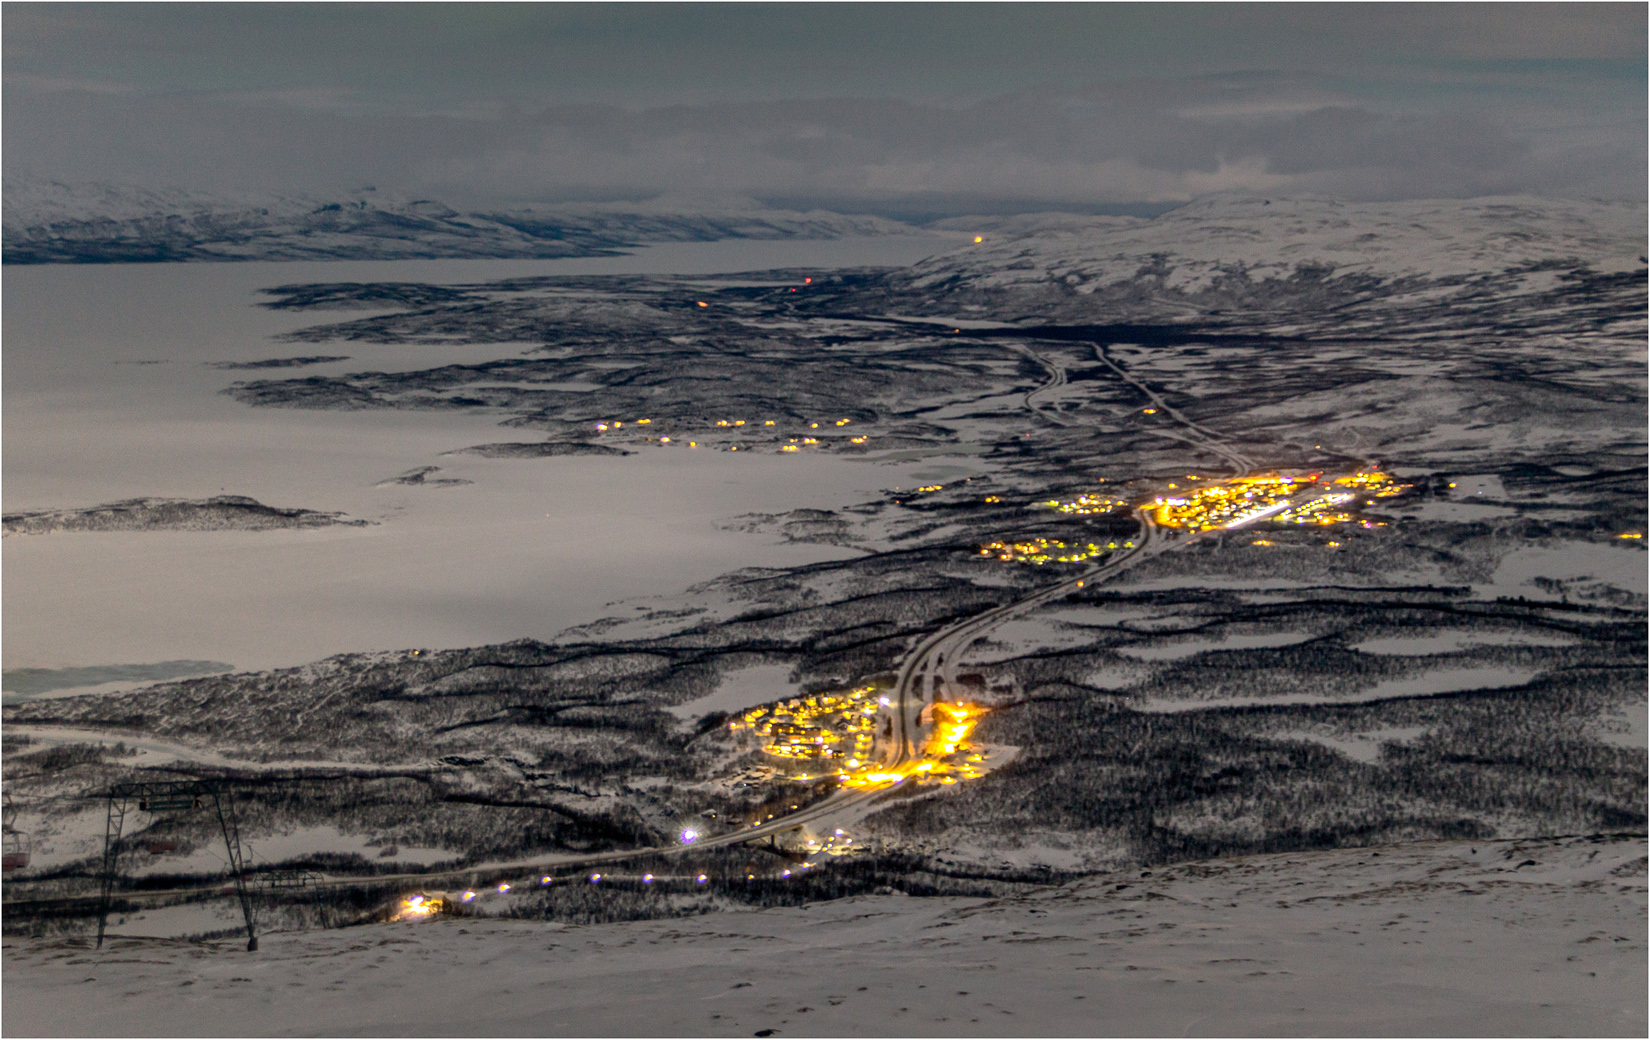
(594, 416), (863, 453)
(1620, 533), (1644, 540)
(1152, 472), (1409, 531)
(839, 702), (988, 789)
(979, 537), (1125, 565)
(802, 829), (858, 857)
(736, 686), (880, 762)
(916, 484), (945, 493)
(736, 690), (990, 792)
(1039, 491), (1130, 516)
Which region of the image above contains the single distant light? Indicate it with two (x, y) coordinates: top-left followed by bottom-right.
(643, 873), (654, 884)
(697, 301), (709, 307)
(974, 236), (983, 243)
(461, 890), (477, 902)
(497, 882), (511, 893)
(696, 873), (708, 884)
(591, 873), (602, 883)
(540, 876), (552, 885)
(878, 696), (891, 706)
(804, 277), (813, 284)
(681, 828), (699, 844)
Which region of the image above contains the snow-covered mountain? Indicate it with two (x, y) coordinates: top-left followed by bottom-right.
(1, 179), (915, 263)
(912, 195), (1648, 327)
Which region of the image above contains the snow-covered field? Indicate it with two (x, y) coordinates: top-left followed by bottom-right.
(4, 835), (1642, 1037)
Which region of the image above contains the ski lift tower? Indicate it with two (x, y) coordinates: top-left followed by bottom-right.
(97, 780), (259, 951)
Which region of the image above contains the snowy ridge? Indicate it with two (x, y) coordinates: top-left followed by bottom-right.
(917, 195), (1648, 316)
(1, 178), (915, 264)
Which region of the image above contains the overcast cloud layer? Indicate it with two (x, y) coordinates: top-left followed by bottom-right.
(4, 3), (1644, 212)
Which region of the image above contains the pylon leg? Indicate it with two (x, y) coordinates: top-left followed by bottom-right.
(212, 787), (258, 952)
(95, 795), (128, 948)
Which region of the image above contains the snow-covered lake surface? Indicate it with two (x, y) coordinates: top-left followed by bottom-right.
(4, 834), (1641, 1037)
(2, 238), (951, 678)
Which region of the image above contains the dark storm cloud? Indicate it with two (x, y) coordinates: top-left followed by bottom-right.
(3, 3), (1644, 208)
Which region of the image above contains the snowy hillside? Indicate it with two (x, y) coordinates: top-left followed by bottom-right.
(911, 195), (1648, 326)
(3, 835), (1641, 1037)
(1, 179), (915, 264)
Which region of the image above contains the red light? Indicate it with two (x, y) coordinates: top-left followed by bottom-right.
(803, 277), (812, 284)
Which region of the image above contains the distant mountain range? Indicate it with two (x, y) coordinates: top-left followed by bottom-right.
(0, 179), (914, 263)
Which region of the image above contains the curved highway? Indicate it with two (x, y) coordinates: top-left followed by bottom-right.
(29, 334), (1278, 909)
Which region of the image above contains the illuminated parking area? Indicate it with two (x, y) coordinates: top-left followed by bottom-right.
(838, 701), (989, 790)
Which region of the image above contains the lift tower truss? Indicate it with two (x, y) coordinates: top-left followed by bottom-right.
(97, 780), (259, 951)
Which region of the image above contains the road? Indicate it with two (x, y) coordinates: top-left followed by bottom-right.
(9, 336), (1326, 909)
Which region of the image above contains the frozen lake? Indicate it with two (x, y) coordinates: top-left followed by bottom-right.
(2, 236), (958, 678)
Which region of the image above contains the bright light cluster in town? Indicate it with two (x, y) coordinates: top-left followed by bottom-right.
(735, 685), (881, 762)
(839, 702), (989, 789)
(1151, 471), (1409, 530)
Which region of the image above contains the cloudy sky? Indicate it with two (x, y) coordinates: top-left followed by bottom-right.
(4, 3), (1644, 214)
